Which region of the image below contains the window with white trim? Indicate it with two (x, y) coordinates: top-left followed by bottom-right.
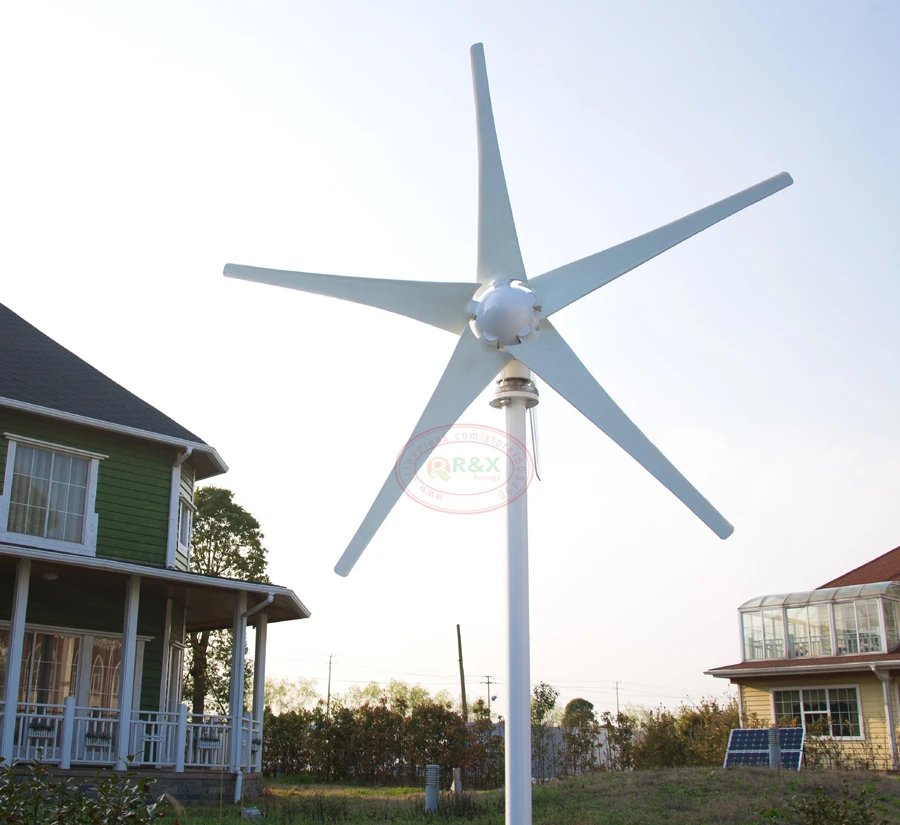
(773, 686), (862, 738)
(0, 434), (105, 555)
(177, 496), (194, 551)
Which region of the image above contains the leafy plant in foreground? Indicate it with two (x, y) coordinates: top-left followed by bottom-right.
(0, 757), (171, 824)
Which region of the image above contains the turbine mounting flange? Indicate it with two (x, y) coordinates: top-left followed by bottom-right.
(490, 359), (540, 409)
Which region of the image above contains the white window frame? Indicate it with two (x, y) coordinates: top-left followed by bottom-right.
(177, 495), (195, 556)
(0, 434), (106, 556)
(0, 620), (151, 712)
(770, 683), (865, 741)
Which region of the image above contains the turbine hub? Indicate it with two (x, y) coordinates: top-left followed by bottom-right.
(470, 279), (541, 348)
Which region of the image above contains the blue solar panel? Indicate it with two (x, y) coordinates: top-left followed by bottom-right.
(728, 729), (769, 751)
(724, 728), (804, 771)
(779, 728), (804, 751)
(725, 750), (769, 767)
(781, 749), (802, 770)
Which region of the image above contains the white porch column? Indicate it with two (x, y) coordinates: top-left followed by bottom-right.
(158, 598), (173, 715)
(229, 591), (248, 772)
(0, 558), (31, 761)
(116, 575), (141, 768)
(873, 667), (899, 770)
(252, 611), (268, 726)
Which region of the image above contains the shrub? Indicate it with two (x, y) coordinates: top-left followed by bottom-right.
(762, 783), (888, 825)
(0, 758), (170, 824)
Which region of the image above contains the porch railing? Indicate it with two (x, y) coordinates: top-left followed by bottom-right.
(1, 700), (262, 773)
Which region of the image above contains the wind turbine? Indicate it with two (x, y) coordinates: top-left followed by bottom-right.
(225, 43), (792, 825)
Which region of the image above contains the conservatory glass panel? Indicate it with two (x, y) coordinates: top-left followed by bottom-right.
(762, 609), (785, 658)
(856, 601), (882, 653)
(885, 600), (900, 650)
(743, 611), (764, 660)
(835, 603), (858, 654)
(808, 604), (832, 656)
(786, 607), (811, 657)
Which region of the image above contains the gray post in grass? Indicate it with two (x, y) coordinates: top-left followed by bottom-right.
(425, 764), (440, 812)
(768, 727), (781, 769)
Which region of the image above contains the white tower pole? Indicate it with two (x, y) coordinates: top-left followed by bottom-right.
(492, 359), (539, 825)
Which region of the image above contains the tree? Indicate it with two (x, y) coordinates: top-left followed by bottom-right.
(561, 698), (595, 728)
(561, 698), (599, 775)
(183, 486), (269, 714)
(265, 676), (320, 715)
(601, 710), (637, 771)
(531, 681), (560, 782)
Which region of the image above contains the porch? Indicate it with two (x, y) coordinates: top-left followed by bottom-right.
(1, 700), (263, 773)
(0, 546), (310, 799)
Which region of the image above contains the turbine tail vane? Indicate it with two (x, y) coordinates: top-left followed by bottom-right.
(528, 403), (542, 482)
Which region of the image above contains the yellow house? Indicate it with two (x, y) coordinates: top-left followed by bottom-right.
(706, 545), (900, 770)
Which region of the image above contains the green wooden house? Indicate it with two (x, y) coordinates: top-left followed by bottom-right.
(0, 302), (309, 800)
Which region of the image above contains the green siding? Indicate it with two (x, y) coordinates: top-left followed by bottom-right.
(137, 597), (166, 710)
(179, 463), (195, 501)
(170, 600), (186, 644)
(0, 410), (176, 567)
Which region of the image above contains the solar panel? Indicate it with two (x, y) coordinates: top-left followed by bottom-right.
(724, 728), (804, 770)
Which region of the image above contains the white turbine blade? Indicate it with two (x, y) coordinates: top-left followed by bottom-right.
(530, 172), (793, 318)
(511, 323), (733, 538)
(335, 327), (511, 576)
(224, 264), (478, 334)
(470, 43), (527, 284)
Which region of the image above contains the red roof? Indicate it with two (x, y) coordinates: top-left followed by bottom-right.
(708, 650), (900, 677)
(819, 545), (900, 588)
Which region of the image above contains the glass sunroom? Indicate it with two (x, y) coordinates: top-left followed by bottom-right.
(739, 582), (900, 662)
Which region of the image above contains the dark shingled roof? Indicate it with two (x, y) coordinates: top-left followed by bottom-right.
(0, 301), (205, 444)
(819, 545), (900, 589)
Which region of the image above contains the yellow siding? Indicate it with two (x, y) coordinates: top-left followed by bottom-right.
(741, 683), (773, 725)
(735, 672), (898, 769)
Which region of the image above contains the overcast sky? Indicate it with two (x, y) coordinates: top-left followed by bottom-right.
(2, 1), (899, 715)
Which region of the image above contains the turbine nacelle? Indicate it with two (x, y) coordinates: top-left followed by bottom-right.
(471, 279), (541, 348)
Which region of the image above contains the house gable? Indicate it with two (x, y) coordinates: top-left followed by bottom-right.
(0, 407), (193, 567)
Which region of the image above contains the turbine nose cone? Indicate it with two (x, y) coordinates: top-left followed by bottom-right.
(472, 280), (541, 347)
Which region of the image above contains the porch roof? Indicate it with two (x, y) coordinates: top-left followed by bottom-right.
(705, 650), (900, 679)
(0, 542), (310, 631)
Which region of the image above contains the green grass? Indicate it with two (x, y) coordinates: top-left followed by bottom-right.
(178, 768), (900, 824)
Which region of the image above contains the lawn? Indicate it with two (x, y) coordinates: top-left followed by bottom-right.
(179, 769), (900, 824)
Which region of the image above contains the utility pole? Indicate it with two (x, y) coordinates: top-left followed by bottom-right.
(614, 681), (620, 716)
(326, 654), (333, 716)
(482, 675), (495, 717)
(457, 624), (468, 722)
